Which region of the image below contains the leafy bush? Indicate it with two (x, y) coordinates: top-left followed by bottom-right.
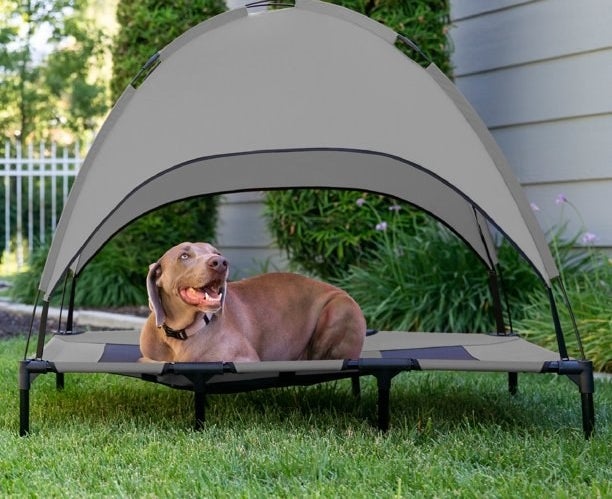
(515, 258), (611, 373)
(10, 241), (51, 305)
(324, 0), (452, 74)
(265, 190), (427, 280)
(513, 195), (611, 371)
(330, 198), (541, 332)
(111, 0), (227, 100)
(332, 195), (610, 370)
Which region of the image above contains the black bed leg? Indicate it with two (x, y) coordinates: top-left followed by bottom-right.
(375, 372), (393, 432)
(558, 359), (596, 438)
(19, 388), (30, 437)
(578, 360), (595, 439)
(56, 373), (65, 391)
(508, 372), (518, 395)
(194, 391), (206, 430)
(19, 361), (31, 436)
(581, 393), (595, 439)
(351, 375), (361, 398)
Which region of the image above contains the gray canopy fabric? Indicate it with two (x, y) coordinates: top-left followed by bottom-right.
(39, 0), (558, 299)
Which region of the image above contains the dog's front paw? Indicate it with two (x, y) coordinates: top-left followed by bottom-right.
(138, 356), (165, 363)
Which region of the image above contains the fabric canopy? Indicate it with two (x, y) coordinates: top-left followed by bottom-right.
(39, 0), (558, 299)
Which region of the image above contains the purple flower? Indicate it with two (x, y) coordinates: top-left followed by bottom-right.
(581, 232), (598, 245)
(375, 221), (388, 231)
(530, 202), (540, 212)
(388, 204), (401, 212)
(356, 198), (366, 207)
(555, 194), (567, 206)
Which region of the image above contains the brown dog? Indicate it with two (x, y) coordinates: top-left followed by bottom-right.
(139, 242), (366, 363)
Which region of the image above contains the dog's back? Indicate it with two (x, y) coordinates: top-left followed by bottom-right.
(225, 273), (366, 360)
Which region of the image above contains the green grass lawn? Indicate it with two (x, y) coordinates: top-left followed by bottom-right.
(1, 337), (610, 497)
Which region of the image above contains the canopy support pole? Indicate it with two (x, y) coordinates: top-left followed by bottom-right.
(547, 285), (569, 360)
(66, 272), (78, 333)
(488, 270), (520, 394)
(488, 270), (506, 334)
(35, 301), (50, 359)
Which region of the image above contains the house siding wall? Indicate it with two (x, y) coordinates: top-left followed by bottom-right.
(450, 0), (612, 250)
(215, 192), (288, 278)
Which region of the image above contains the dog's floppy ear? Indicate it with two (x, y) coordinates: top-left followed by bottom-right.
(146, 262), (165, 327)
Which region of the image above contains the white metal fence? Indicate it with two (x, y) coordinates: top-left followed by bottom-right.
(1, 141), (83, 269)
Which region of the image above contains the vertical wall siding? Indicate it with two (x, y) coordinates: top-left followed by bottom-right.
(451, 0), (612, 250)
(216, 192), (288, 278)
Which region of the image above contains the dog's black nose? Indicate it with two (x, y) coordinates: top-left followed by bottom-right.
(208, 255), (228, 271)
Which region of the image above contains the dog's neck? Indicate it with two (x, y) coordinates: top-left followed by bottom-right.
(162, 312), (215, 341)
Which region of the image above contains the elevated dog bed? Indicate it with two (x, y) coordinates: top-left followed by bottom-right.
(19, 0), (595, 436)
(23, 329), (593, 434)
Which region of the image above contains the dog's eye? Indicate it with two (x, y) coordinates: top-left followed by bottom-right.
(179, 252), (190, 260)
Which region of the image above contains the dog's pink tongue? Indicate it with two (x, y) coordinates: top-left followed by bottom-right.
(180, 287), (207, 306)
(180, 287), (221, 307)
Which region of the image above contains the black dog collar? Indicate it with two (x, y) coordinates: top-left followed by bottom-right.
(162, 313), (212, 341)
(162, 323), (188, 340)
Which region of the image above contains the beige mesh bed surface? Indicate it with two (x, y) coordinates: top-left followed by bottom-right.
(41, 329), (562, 377)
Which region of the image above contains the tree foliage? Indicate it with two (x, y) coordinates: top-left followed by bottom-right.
(331, 0), (452, 74)
(0, 0), (112, 143)
(111, 0), (226, 100)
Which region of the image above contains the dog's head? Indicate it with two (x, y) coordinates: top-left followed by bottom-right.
(147, 242), (229, 327)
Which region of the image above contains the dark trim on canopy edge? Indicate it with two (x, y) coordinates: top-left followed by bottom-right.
(43, 148), (551, 300)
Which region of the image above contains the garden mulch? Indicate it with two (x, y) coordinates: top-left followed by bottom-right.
(0, 305), (148, 340)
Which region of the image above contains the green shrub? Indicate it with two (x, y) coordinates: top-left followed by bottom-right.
(72, 198), (219, 307)
(515, 255), (611, 373)
(331, 199), (541, 332)
(324, 0), (452, 74)
(111, 0), (227, 100)
(512, 195), (611, 371)
(10, 241), (51, 305)
(265, 190), (427, 279)
(332, 195), (610, 370)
